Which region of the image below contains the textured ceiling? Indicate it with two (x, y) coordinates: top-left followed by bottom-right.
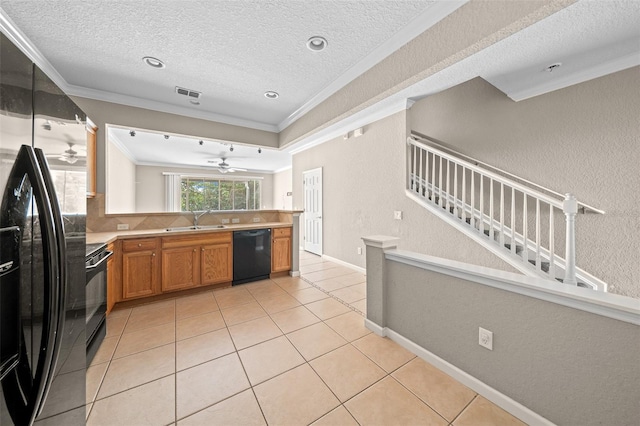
(0, 0), (444, 128)
(1, 1), (638, 173)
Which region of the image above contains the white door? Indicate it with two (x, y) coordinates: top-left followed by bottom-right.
(303, 168), (323, 255)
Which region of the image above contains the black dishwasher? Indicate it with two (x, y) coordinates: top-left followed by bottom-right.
(233, 228), (271, 285)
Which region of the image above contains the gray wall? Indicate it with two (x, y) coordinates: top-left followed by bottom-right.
(382, 261), (640, 425)
(292, 110), (517, 272)
(410, 68), (640, 298)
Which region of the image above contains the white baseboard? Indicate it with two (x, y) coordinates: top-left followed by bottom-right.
(364, 319), (385, 336)
(365, 320), (555, 426)
(289, 271), (301, 277)
(322, 254), (366, 274)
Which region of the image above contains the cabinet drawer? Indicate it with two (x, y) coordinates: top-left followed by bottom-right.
(162, 232), (232, 249)
(122, 238), (158, 252)
(273, 227), (292, 238)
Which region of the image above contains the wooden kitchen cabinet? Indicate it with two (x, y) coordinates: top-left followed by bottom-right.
(201, 243), (232, 285)
(161, 231), (232, 291)
(122, 238), (160, 300)
(106, 241), (119, 313)
(86, 122), (97, 198)
(162, 246), (199, 292)
(272, 227), (292, 273)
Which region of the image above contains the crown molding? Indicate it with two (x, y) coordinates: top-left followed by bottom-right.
(507, 51), (640, 102)
(287, 98), (415, 155)
(276, 0), (468, 131)
(106, 129), (138, 164)
(0, 8), (68, 89)
(1, 7), (279, 134)
(273, 165), (293, 174)
(67, 84), (279, 133)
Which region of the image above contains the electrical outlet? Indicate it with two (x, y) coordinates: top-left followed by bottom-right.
(479, 327), (493, 350)
(357, 247), (362, 255)
(221, 219), (230, 224)
(394, 210), (403, 220)
(252, 218), (260, 223)
(117, 224), (129, 230)
(232, 218), (240, 224)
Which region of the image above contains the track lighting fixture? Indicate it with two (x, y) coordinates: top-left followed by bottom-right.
(199, 140), (203, 145)
(230, 145), (234, 152)
(129, 130), (136, 137)
(258, 148), (262, 154)
(164, 134), (169, 139)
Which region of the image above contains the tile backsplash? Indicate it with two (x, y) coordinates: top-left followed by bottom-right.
(87, 193), (294, 233)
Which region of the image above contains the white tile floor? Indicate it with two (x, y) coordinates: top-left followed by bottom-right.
(86, 251), (526, 425)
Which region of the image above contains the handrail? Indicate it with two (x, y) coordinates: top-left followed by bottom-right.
(408, 137), (564, 209)
(405, 136), (607, 290)
(409, 133), (605, 214)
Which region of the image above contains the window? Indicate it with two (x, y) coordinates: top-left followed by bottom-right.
(176, 176), (261, 211)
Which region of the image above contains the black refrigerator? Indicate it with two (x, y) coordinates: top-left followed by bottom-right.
(0, 33), (87, 425)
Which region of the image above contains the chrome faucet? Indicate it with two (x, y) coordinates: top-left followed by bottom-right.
(192, 210), (212, 227)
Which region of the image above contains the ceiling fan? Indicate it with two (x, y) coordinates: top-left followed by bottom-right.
(47, 142), (83, 164)
(207, 157), (247, 174)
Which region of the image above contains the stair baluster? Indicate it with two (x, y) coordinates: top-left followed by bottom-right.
(405, 136), (605, 292)
(563, 194), (578, 286)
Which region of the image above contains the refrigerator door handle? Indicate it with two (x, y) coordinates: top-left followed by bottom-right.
(0, 145), (61, 425)
(33, 148), (67, 418)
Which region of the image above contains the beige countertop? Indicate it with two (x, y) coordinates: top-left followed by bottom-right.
(87, 222), (293, 245)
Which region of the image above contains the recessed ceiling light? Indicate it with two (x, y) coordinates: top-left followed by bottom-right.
(190, 100), (200, 105)
(264, 91), (279, 99)
(307, 36), (328, 52)
(143, 56), (165, 69)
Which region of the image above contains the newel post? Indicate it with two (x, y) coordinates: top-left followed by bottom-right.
(362, 236), (400, 336)
(563, 194), (578, 286)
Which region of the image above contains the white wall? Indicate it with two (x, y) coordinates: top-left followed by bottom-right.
(272, 168), (293, 210)
(135, 164), (274, 213)
(106, 139), (136, 213)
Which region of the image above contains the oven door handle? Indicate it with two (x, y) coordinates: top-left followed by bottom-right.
(86, 250), (113, 270)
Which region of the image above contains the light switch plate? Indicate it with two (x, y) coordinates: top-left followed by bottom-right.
(117, 224), (129, 230)
(232, 218), (240, 224)
(394, 211), (403, 220)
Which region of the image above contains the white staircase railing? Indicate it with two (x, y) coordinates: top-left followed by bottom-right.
(406, 136), (607, 291)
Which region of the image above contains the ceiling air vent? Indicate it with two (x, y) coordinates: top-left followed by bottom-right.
(175, 86), (202, 99)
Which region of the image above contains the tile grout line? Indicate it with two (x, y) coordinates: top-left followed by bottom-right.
(94, 269), (370, 424)
(174, 298), (178, 426)
(87, 307), (132, 419)
(299, 275), (366, 317)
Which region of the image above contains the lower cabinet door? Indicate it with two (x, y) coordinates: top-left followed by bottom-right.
(161, 246), (200, 291)
(201, 243), (232, 285)
(122, 250), (158, 300)
(272, 237), (292, 272)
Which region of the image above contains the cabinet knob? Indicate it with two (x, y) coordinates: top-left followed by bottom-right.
(138, 243), (142, 247)
(193, 249), (196, 252)
(201, 248), (205, 252)
(152, 252), (156, 257)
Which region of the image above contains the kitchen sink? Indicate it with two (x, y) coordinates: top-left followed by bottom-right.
(165, 225), (227, 231)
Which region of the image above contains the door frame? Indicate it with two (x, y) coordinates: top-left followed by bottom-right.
(303, 167), (323, 256)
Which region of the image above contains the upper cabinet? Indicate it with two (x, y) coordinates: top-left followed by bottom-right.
(86, 121), (97, 198)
